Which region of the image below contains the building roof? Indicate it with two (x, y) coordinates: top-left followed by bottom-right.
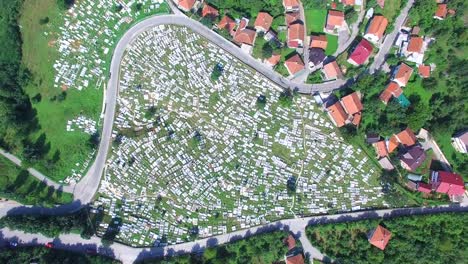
(254, 12), (273, 31)
(387, 135), (399, 153)
(177, 0), (195, 10)
(374, 141), (388, 157)
(366, 15), (389, 39)
(327, 101), (348, 127)
(284, 54), (305, 75)
(407, 36), (424, 53)
(435, 171), (465, 196)
(435, 4), (447, 18)
(266, 53), (281, 66)
(322, 61), (342, 79)
(201, 4), (219, 18)
(418, 182), (432, 193)
(379, 82), (403, 104)
(286, 12), (301, 25)
(418, 64), (431, 78)
(284, 234), (296, 250)
(218, 16), (236, 32)
(310, 35), (328, 49)
(288, 22), (305, 43)
(308, 48), (326, 66)
(283, 0), (300, 8)
(400, 145), (426, 171)
(341, 92), (363, 115)
(378, 157), (394, 170)
(369, 225), (392, 250)
(395, 128), (417, 147)
(393, 63), (413, 86)
(234, 27), (256, 45)
(326, 10), (345, 28)
(341, 0), (355, 5)
(286, 253), (305, 264)
(352, 112), (362, 126)
(348, 39), (373, 65)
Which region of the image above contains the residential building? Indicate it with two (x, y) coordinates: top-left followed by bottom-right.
(400, 145), (426, 171)
(176, 0), (196, 12)
(283, 0), (300, 12)
(392, 63), (413, 87)
(434, 4), (447, 20)
(374, 140), (388, 157)
(254, 12), (273, 32)
(310, 34), (328, 50)
(308, 48), (326, 68)
(324, 10), (346, 34)
(288, 22), (305, 48)
(417, 182), (432, 194)
(394, 127), (417, 148)
(368, 225), (392, 250)
(201, 3), (219, 18)
(403, 36), (426, 64)
(451, 131), (468, 153)
(284, 54), (305, 76)
(286, 12), (300, 25)
(322, 60), (343, 80)
(347, 39), (373, 66)
(379, 82), (403, 104)
(233, 19), (257, 49)
(341, 0), (356, 5)
(341, 92), (363, 115)
(364, 15), (388, 43)
(326, 92), (363, 127)
(326, 101), (348, 127)
(431, 171), (466, 198)
(218, 16), (236, 36)
(378, 157), (394, 171)
(418, 64), (431, 78)
(265, 54), (281, 67)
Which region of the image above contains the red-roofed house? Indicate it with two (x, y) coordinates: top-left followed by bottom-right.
(418, 64), (431, 78)
(417, 182), (432, 194)
(283, 0), (300, 12)
(341, 0), (356, 6)
(322, 60), (343, 80)
(395, 128), (417, 148)
(341, 92), (363, 115)
(434, 4), (447, 20)
(364, 15), (388, 43)
(326, 102), (348, 127)
(374, 141), (389, 158)
(265, 53), (281, 67)
(254, 12), (273, 32)
(288, 22), (305, 48)
(310, 35), (328, 50)
(379, 82), (403, 104)
(324, 10), (346, 34)
(284, 234), (296, 250)
(431, 171), (466, 198)
(387, 135), (399, 153)
(368, 225), (392, 250)
(176, 0), (196, 12)
(201, 4), (218, 18)
(218, 16), (236, 36)
(285, 12), (300, 25)
(392, 63), (413, 87)
(284, 54), (305, 76)
(286, 254), (305, 264)
(347, 39), (373, 66)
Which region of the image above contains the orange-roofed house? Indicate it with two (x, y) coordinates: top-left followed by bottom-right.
(324, 10), (346, 34)
(392, 63), (413, 87)
(341, 0), (356, 6)
(285, 12), (301, 25)
(265, 54), (281, 67)
(285, 254), (305, 264)
(368, 225), (392, 250)
(284, 234), (296, 250)
(418, 64), (431, 78)
(283, 0), (300, 12)
(434, 4), (447, 20)
(254, 12), (273, 32)
(326, 102), (348, 127)
(403, 36), (426, 64)
(395, 127), (417, 148)
(322, 60), (343, 80)
(364, 15), (388, 43)
(379, 82), (403, 104)
(176, 0), (196, 12)
(218, 16), (236, 36)
(288, 22), (305, 48)
(310, 35), (328, 50)
(407, 36), (424, 53)
(341, 92), (363, 115)
(374, 141), (389, 158)
(201, 4), (219, 18)
(387, 135), (399, 153)
(284, 54), (305, 76)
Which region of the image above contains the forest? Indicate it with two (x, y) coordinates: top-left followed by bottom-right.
(307, 212), (468, 264)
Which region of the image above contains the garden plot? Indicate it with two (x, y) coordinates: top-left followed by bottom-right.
(93, 25), (386, 246)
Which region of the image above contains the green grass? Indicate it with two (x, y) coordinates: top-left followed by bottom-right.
(373, 0), (403, 23)
(325, 34), (338, 55)
(304, 9), (327, 34)
(0, 156), (73, 206)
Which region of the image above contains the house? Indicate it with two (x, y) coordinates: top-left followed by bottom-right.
(451, 131), (468, 153)
(418, 64), (431, 78)
(394, 127), (417, 148)
(434, 4), (447, 20)
(326, 101), (348, 127)
(341, 0), (356, 5)
(378, 157), (394, 170)
(285, 254), (305, 264)
(233, 19), (257, 49)
(364, 15), (388, 43)
(431, 171), (465, 198)
(374, 141), (388, 157)
(368, 225), (392, 250)
(286, 12), (301, 25)
(308, 48), (326, 68)
(407, 36), (424, 54)
(288, 22), (305, 48)
(407, 173), (423, 182)
(417, 182), (432, 194)
(341, 92), (363, 115)
(347, 39), (373, 66)
(283, 234), (305, 264)
(176, 0), (196, 12)
(284, 54), (305, 76)
(264, 30), (278, 42)
(400, 145), (426, 171)
(322, 60), (343, 80)
(324, 10), (346, 34)
(379, 82), (403, 104)
(283, 0), (300, 12)
(310, 35), (328, 50)
(201, 4), (219, 18)
(403, 36), (426, 64)
(387, 135), (400, 153)
(265, 54), (281, 67)
(367, 133), (380, 144)
(392, 63), (413, 87)
(406, 180), (418, 191)
(218, 16), (236, 36)
(254, 12), (273, 32)
(284, 234), (296, 250)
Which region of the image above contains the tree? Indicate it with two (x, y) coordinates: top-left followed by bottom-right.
(278, 88), (295, 107)
(88, 132), (100, 149)
(57, 0), (75, 10)
(256, 95), (266, 109)
(261, 41), (273, 59)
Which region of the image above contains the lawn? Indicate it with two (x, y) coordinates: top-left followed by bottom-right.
(325, 34), (338, 55)
(374, 0), (403, 23)
(304, 9), (327, 34)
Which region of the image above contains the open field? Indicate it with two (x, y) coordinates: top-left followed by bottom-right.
(304, 9), (327, 33)
(325, 34), (338, 55)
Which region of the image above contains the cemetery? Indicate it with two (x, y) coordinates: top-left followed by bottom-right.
(91, 25), (387, 247)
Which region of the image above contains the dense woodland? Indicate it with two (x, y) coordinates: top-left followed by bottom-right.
(0, 246), (119, 264)
(307, 212), (468, 264)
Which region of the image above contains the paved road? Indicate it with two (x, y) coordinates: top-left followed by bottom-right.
(370, 0), (414, 73)
(334, 4), (366, 57)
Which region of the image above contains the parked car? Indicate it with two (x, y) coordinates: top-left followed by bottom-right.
(45, 242), (54, 248)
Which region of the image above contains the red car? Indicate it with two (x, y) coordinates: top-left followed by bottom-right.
(45, 242), (54, 248)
